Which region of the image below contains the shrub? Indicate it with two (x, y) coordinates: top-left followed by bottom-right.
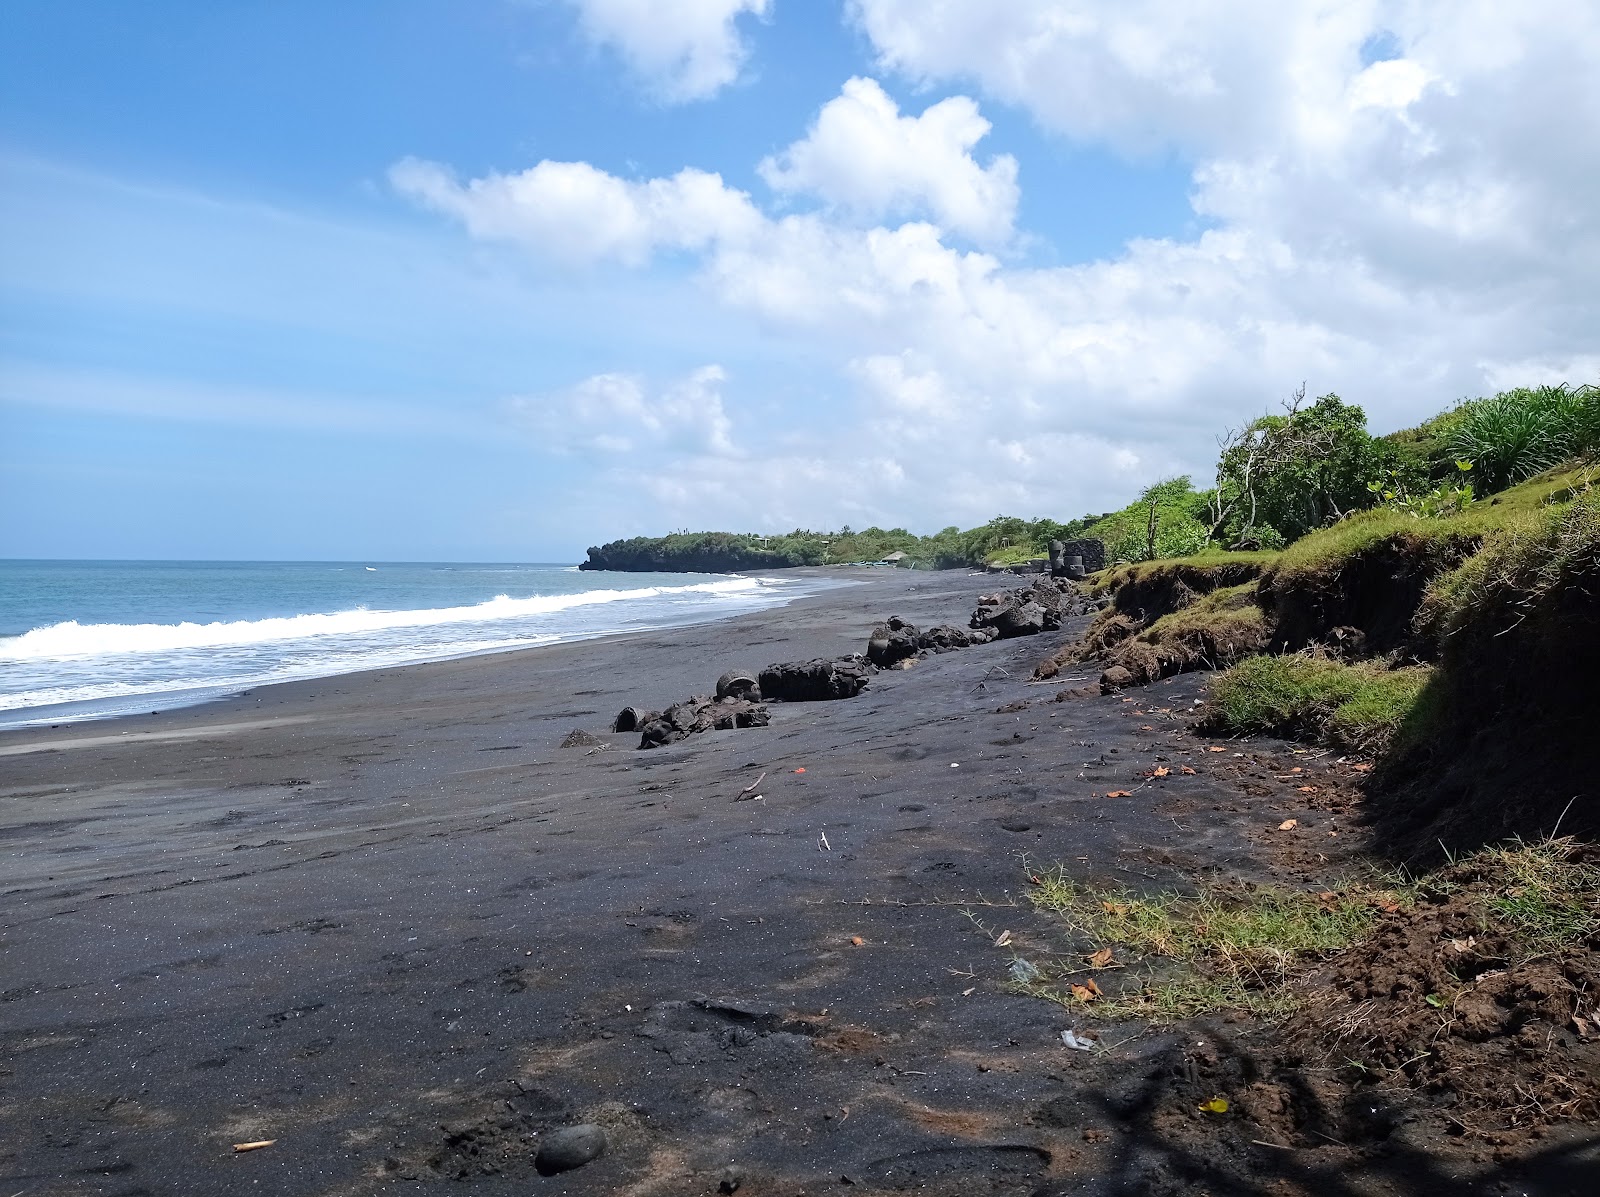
(1447, 383), (1600, 493)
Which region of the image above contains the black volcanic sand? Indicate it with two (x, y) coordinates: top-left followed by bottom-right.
(2, 571), (1595, 1196)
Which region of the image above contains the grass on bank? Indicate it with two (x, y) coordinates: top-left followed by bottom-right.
(1087, 550), (1279, 596)
(1203, 655), (1433, 755)
(1011, 840), (1598, 1023)
(1265, 464), (1593, 591)
(1014, 866), (1408, 1020)
(1471, 838), (1600, 958)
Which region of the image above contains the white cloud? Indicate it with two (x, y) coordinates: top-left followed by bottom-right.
(508, 365), (735, 456)
(403, 3), (1600, 532)
(758, 77), (1019, 244)
(388, 157), (762, 266)
(560, 0), (770, 102)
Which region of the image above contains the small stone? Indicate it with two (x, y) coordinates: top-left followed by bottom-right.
(718, 1167), (744, 1193)
(534, 1124), (607, 1175)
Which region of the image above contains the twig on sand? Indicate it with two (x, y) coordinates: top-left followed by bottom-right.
(819, 832), (831, 851)
(736, 771), (767, 800)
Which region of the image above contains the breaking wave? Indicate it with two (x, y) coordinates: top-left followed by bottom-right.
(0, 578), (765, 661)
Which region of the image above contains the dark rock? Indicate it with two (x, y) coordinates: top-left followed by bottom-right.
(534, 1124), (607, 1175)
(917, 624), (980, 652)
(639, 697), (770, 748)
(995, 600), (1046, 637)
(612, 706), (651, 733)
(867, 621), (920, 667)
(715, 669), (760, 701)
(1100, 665), (1134, 693)
(758, 656), (874, 702)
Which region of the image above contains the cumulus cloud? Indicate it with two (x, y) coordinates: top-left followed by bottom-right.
(560, 0), (770, 102)
(758, 77), (1019, 245)
(388, 157), (762, 266)
(508, 365), (736, 457)
(403, 3), (1599, 531)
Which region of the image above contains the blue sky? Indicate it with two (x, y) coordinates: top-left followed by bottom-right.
(2, 1), (1595, 560)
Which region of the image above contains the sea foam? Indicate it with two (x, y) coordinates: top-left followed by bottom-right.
(0, 577), (765, 661)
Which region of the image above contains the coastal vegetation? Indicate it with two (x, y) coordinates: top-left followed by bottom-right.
(1053, 379), (1597, 854)
(588, 381), (1597, 574)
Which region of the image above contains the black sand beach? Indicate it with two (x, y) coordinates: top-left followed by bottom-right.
(2, 571), (1594, 1196)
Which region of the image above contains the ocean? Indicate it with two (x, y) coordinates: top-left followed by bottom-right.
(0, 561), (844, 728)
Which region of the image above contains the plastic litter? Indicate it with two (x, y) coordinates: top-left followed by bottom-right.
(1060, 1029), (1095, 1052)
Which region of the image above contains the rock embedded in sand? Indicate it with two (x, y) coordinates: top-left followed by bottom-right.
(533, 1124), (607, 1175)
(559, 729), (603, 748)
(612, 706), (652, 733)
(715, 669), (761, 701)
(758, 656), (874, 702)
(638, 697), (770, 748)
(866, 618), (920, 667)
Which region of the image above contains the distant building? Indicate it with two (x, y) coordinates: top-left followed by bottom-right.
(881, 551), (908, 565)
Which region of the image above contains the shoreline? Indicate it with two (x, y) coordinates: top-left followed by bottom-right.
(1, 569), (1590, 1195)
(0, 565), (869, 734)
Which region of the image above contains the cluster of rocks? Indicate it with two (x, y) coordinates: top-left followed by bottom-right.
(614, 656), (876, 750)
(970, 576), (1100, 640)
(601, 579), (1100, 750)
(865, 616), (997, 667)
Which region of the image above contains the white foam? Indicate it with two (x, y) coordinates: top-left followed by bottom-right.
(0, 578), (766, 661)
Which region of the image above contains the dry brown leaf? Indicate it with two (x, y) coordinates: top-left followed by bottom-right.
(1151, 766), (1170, 778)
(994, 930), (1012, 947)
(1277, 819), (1299, 831)
(1105, 790), (1134, 798)
(1069, 983), (1099, 1002)
(850, 936), (865, 946)
(1101, 901), (1131, 915)
(1179, 765), (1197, 775)
(1207, 746), (1228, 753)
(1296, 785), (1319, 793)
(1351, 762), (1373, 772)
(1088, 947), (1114, 968)
(233, 1141), (276, 1153)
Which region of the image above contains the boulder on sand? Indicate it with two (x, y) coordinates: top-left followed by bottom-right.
(639, 696), (770, 749)
(612, 706), (653, 733)
(866, 618), (920, 667)
(715, 669), (761, 701)
(916, 624), (991, 652)
(758, 656), (874, 702)
(970, 576), (1095, 639)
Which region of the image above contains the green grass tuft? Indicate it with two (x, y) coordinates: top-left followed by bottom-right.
(1204, 655), (1432, 755)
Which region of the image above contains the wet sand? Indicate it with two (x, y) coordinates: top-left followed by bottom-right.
(2, 570), (1592, 1195)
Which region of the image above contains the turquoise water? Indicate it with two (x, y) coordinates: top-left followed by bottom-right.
(0, 561), (838, 726)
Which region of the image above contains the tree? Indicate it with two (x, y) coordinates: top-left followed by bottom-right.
(1212, 388), (1385, 543)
